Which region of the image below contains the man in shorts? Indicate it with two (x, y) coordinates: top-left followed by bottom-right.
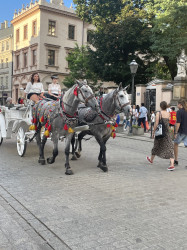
(174, 100), (187, 165)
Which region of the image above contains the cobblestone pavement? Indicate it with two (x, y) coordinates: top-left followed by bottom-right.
(0, 131), (187, 250)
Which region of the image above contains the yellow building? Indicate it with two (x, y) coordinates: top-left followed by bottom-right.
(11, 0), (94, 102)
(0, 21), (13, 105)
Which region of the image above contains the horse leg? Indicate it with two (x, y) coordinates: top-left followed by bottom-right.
(65, 135), (74, 175)
(36, 126), (46, 165)
(75, 131), (87, 158)
(47, 135), (58, 164)
(96, 138), (108, 172)
(71, 133), (77, 160)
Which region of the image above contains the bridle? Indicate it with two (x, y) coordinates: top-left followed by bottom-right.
(77, 84), (95, 105)
(113, 90), (130, 112)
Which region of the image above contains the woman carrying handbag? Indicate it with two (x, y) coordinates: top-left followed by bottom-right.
(146, 101), (175, 171)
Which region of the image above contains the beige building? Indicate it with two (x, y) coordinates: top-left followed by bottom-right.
(0, 21), (13, 105)
(11, 0), (94, 102)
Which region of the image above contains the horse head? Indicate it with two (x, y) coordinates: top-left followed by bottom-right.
(75, 80), (99, 112)
(113, 83), (131, 115)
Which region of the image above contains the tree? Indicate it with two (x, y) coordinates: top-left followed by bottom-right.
(146, 0), (187, 79)
(63, 44), (99, 89)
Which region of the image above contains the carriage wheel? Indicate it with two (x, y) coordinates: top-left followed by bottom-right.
(17, 127), (27, 157)
(0, 130), (3, 145)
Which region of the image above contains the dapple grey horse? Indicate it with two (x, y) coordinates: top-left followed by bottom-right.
(71, 84), (130, 172)
(32, 80), (99, 175)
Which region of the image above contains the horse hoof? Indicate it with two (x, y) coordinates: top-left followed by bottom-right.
(75, 152), (81, 158)
(65, 169), (74, 175)
(98, 163), (108, 172)
(38, 158), (46, 165)
(71, 155), (77, 161)
(100, 166), (108, 172)
(47, 158), (54, 164)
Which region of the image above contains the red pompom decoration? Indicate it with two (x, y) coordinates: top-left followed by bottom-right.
(114, 123), (118, 127)
(48, 125), (52, 131)
(45, 122), (48, 128)
(113, 132), (116, 139)
(41, 116), (44, 122)
(73, 87), (78, 96)
(107, 124), (111, 128)
(49, 109), (52, 112)
(64, 124), (68, 130)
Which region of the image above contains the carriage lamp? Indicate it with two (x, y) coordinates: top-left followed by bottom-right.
(129, 60), (138, 134)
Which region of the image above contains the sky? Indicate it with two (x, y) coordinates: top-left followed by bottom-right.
(0, 0), (74, 24)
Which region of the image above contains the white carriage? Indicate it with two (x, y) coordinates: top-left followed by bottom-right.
(0, 103), (34, 156)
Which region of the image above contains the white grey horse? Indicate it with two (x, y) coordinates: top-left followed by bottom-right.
(32, 80), (99, 175)
(71, 84), (131, 172)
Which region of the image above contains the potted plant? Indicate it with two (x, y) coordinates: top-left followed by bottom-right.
(132, 125), (144, 135)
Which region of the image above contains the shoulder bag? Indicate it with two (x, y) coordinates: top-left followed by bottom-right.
(155, 112), (166, 139)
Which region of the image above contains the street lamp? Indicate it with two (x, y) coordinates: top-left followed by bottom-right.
(129, 60), (138, 134)
(0, 84), (6, 105)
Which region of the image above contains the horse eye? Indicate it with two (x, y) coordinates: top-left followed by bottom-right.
(120, 95), (124, 98)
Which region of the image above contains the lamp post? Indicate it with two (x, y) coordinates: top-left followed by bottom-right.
(129, 60), (138, 134)
(0, 84), (6, 105)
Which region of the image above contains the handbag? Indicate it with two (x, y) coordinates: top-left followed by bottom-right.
(155, 112), (165, 139)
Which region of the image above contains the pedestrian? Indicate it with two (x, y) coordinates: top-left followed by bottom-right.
(138, 103), (147, 132)
(146, 101), (175, 171)
(150, 111), (155, 135)
(174, 100), (187, 165)
(48, 75), (61, 100)
(24, 73), (45, 103)
(135, 105), (140, 124)
(132, 105), (136, 125)
(166, 103), (171, 113)
(169, 107), (177, 139)
(5, 97), (14, 109)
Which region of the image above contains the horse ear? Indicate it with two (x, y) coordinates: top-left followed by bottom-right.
(83, 79), (87, 85)
(118, 82), (122, 90)
(123, 84), (130, 91)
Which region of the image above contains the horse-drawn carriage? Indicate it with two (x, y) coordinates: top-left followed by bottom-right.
(0, 102), (34, 156)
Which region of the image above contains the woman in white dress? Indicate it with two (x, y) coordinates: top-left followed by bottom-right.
(48, 75), (61, 100)
(24, 73), (45, 103)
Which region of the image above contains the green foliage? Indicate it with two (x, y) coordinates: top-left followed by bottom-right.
(63, 44), (98, 88)
(73, 0), (187, 82)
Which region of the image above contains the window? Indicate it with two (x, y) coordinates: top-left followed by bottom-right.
(16, 29), (20, 43)
(5, 76), (8, 88)
(32, 50), (37, 65)
(23, 52), (28, 67)
(32, 20), (37, 36)
(1, 77), (3, 85)
(16, 55), (20, 69)
(68, 25), (75, 40)
(6, 58), (8, 68)
(2, 42), (4, 51)
(24, 25), (28, 40)
(6, 41), (9, 50)
(48, 20), (56, 36)
(87, 30), (92, 43)
(48, 50), (55, 66)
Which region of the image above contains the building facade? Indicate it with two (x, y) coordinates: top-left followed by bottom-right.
(0, 21), (13, 105)
(136, 79), (173, 112)
(11, 0), (94, 102)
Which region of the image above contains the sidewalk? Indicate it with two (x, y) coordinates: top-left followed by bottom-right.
(117, 124), (186, 148)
